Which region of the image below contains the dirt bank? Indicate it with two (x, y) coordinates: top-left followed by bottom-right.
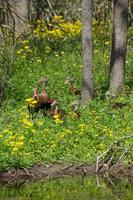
(0, 163), (133, 184)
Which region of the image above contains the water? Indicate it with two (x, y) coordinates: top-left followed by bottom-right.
(0, 176), (133, 200)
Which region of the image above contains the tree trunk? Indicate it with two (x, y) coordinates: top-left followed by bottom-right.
(109, 0), (128, 94)
(9, 0), (30, 34)
(81, 0), (93, 105)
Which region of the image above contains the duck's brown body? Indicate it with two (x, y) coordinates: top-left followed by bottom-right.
(112, 102), (127, 109)
(68, 84), (81, 95)
(65, 77), (81, 95)
(47, 99), (65, 119)
(28, 78), (53, 119)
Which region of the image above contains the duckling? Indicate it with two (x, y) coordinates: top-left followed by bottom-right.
(65, 77), (81, 95)
(70, 100), (80, 119)
(48, 99), (65, 120)
(112, 102), (127, 109)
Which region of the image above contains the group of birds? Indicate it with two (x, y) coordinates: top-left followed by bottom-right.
(28, 76), (80, 120)
(27, 76), (127, 121)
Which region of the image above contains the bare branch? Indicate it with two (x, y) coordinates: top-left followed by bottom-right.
(96, 134), (133, 173)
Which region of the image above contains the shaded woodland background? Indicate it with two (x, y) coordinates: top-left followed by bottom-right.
(0, 0), (132, 100)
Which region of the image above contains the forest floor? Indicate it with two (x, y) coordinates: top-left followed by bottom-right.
(0, 20), (132, 173)
(0, 47), (132, 171)
(0, 163), (133, 185)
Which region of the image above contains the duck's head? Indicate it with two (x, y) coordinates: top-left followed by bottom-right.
(51, 99), (59, 107)
(65, 77), (74, 84)
(70, 100), (79, 111)
(38, 77), (48, 86)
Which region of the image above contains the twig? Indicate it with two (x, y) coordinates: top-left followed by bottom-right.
(96, 134), (133, 173)
(106, 149), (117, 166)
(113, 134), (133, 145)
(46, 0), (57, 16)
(62, 164), (73, 171)
(81, 167), (86, 176)
(96, 175), (100, 187)
(116, 148), (128, 167)
(96, 150), (109, 173)
(22, 167), (30, 176)
(104, 173), (115, 187)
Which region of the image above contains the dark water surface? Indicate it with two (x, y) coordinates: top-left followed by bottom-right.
(0, 176), (133, 200)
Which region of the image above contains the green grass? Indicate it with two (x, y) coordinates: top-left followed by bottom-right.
(0, 29), (132, 170)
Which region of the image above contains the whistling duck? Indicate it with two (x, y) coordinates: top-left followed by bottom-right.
(65, 77), (81, 95)
(37, 77), (50, 104)
(28, 77), (53, 119)
(28, 96), (54, 119)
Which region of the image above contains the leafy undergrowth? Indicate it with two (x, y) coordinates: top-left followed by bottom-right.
(0, 19), (132, 170)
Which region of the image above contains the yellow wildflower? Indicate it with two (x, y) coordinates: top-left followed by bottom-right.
(21, 55), (26, 59)
(19, 136), (24, 141)
(21, 40), (29, 44)
(37, 19), (41, 23)
(27, 98), (38, 108)
(16, 49), (23, 54)
(54, 119), (63, 124)
(16, 141), (24, 147)
(53, 15), (63, 22)
(53, 114), (60, 119)
(8, 141), (15, 147)
(16, 50), (21, 54)
(36, 59), (42, 63)
(31, 100), (38, 105)
(21, 118), (33, 127)
(25, 98), (34, 102)
(12, 147), (18, 152)
(24, 45), (30, 50)
(105, 41), (110, 45)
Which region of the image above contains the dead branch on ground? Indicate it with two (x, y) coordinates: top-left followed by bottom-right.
(96, 134), (133, 173)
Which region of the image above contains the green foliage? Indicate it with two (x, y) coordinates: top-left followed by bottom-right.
(0, 18), (132, 170)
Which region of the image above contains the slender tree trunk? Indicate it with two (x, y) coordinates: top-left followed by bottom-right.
(81, 0), (93, 105)
(109, 0), (128, 94)
(9, 0), (30, 34)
